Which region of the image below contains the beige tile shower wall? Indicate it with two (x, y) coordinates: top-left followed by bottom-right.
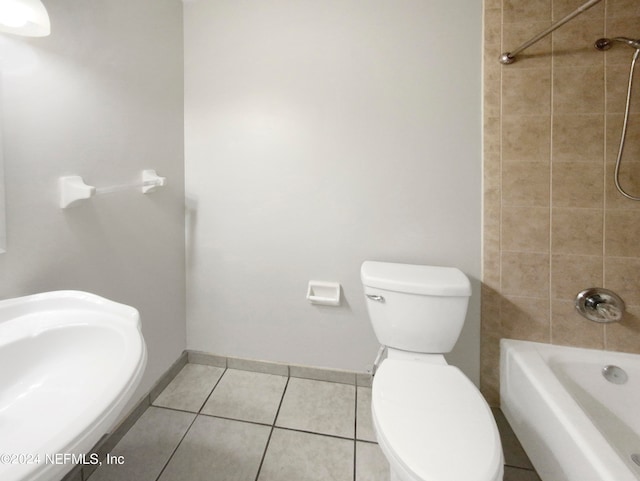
(482, 0), (640, 405)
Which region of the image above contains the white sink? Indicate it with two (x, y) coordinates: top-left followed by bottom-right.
(0, 291), (147, 481)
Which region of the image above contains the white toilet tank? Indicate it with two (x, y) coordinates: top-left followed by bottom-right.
(361, 261), (472, 353)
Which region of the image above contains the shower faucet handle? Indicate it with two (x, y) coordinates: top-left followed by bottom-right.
(575, 288), (625, 323)
(595, 303), (622, 322)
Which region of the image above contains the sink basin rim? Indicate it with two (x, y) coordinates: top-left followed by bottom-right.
(0, 290), (147, 481)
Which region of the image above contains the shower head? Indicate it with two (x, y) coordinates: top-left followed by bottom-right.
(595, 37), (640, 51)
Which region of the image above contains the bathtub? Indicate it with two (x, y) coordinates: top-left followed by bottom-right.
(500, 339), (640, 481)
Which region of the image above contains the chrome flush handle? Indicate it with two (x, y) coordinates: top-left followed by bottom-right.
(366, 294), (385, 303)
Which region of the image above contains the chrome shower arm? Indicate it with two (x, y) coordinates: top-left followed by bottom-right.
(499, 0), (603, 65)
(595, 37), (640, 51)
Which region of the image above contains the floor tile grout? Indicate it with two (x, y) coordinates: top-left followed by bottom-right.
(254, 375), (291, 481)
(505, 462), (538, 471)
(152, 409), (198, 481)
(149, 403), (376, 444)
(198, 412), (273, 428)
(353, 385), (358, 481)
(85, 361), (543, 481)
(149, 404), (203, 416)
(151, 367), (228, 481)
(505, 465), (539, 473)
(102, 365), (385, 481)
(196, 367), (228, 413)
(275, 426), (359, 442)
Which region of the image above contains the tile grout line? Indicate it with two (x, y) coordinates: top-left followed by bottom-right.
(150, 403), (366, 443)
(353, 385), (358, 481)
(152, 367), (228, 481)
(601, 2), (609, 351)
(196, 411), (274, 428)
(253, 375), (291, 481)
(196, 366), (229, 413)
(152, 410), (198, 481)
(89, 367), (381, 481)
(272, 425), (362, 443)
(549, 0), (555, 345)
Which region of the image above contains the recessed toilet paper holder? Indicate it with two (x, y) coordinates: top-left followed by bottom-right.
(306, 281), (341, 306)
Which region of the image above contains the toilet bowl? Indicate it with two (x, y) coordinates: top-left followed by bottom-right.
(372, 357), (503, 481)
(361, 261), (504, 481)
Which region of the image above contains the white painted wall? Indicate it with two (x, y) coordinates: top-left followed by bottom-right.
(0, 0), (185, 400)
(185, 0), (482, 382)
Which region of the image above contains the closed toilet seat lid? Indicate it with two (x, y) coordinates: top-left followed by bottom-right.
(372, 360), (503, 481)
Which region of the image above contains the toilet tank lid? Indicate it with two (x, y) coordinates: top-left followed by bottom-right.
(361, 261), (471, 296)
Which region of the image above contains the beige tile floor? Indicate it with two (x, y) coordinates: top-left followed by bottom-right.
(85, 363), (541, 481)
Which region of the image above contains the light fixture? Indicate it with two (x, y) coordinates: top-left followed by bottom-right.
(0, 0), (50, 37)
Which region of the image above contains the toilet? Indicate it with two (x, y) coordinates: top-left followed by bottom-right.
(361, 261), (503, 481)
